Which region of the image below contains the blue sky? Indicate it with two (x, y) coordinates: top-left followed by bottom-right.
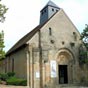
(0, 0), (88, 51)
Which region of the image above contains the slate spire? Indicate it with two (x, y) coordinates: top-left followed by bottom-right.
(40, 1), (60, 24)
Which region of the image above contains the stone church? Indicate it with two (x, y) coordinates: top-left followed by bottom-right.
(0, 1), (88, 88)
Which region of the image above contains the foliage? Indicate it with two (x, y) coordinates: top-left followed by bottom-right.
(0, 72), (15, 81)
(80, 24), (88, 64)
(0, 1), (8, 22)
(79, 51), (88, 64)
(0, 31), (5, 60)
(7, 72), (15, 77)
(0, 72), (27, 86)
(0, 73), (8, 81)
(0, 80), (2, 83)
(81, 24), (88, 50)
(6, 77), (27, 86)
(0, 1), (8, 59)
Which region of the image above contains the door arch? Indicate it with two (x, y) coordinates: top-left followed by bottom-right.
(56, 48), (74, 84)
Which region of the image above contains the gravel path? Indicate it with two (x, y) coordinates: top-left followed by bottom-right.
(0, 85), (88, 88)
(0, 85), (28, 88)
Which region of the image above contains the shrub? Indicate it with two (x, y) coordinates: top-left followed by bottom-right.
(7, 72), (15, 77)
(0, 80), (2, 84)
(0, 73), (8, 81)
(6, 77), (27, 86)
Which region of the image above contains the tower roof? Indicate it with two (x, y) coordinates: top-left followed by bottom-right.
(43, 0), (60, 10)
(40, 1), (60, 24)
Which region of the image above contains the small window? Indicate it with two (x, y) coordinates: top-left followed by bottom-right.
(52, 8), (54, 11)
(73, 32), (77, 41)
(49, 27), (52, 36)
(73, 32), (76, 35)
(62, 41), (65, 45)
(44, 9), (46, 12)
(70, 42), (75, 47)
(50, 40), (54, 44)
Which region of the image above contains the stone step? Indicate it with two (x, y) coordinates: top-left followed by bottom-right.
(47, 83), (88, 88)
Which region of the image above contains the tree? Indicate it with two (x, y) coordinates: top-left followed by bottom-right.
(80, 24), (88, 64)
(0, 1), (8, 22)
(0, 30), (5, 59)
(0, 1), (8, 59)
(81, 24), (88, 50)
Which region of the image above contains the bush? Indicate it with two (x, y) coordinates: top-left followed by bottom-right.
(0, 80), (2, 84)
(0, 72), (27, 86)
(0, 73), (8, 81)
(7, 72), (15, 77)
(6, 77), (27, 86)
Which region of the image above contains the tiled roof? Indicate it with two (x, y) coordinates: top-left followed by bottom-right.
(6, 25), (42, 55)
(42, 0), (60, 10)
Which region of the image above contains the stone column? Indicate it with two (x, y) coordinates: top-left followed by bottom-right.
(29, 46), (33, 88)
(26, 44), (33, 88)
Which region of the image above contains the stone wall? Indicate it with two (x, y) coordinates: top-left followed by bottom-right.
(4, 9), (87, 88)
(26, 9), (83, 88)
(6, 47), (27, 79)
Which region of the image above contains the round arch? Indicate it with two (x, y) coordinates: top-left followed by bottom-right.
(55, 48), (74, 65)
(55, 48), (74, 84)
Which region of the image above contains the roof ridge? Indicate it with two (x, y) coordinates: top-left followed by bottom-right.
(46, 0), (60, 8)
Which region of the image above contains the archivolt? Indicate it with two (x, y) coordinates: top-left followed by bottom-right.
(55, 48), (75, 64)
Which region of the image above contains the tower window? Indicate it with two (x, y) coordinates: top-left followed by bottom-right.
(49, 27), (52, 36)
(42, 11), (43, 15)
(44, 9), (46, 12)
(52, 8), (54, 11)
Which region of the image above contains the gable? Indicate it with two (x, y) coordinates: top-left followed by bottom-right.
(40, 9), (81, 40)
(37, 9), (81, 50)
(48, 9), (80, 36)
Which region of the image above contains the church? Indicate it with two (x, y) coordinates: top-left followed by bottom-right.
(0, 1), (88, 88)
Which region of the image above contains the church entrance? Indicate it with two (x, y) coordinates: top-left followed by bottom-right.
(59, 65), (68, 84)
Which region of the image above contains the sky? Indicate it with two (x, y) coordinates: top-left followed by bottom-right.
(0, 0), (88, 51)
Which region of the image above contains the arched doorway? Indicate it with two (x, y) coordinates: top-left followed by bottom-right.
(56, 48), (74, 84)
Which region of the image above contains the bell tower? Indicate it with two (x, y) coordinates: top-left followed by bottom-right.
(40, 1), (60, 24)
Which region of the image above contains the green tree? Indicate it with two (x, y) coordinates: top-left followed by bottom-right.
(80, 24), (88, 64)
(0, 30), (5, 59)
(0, 1), (8, 22)
(0, 1), (8, 59)
(81, 24), (88, 50)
